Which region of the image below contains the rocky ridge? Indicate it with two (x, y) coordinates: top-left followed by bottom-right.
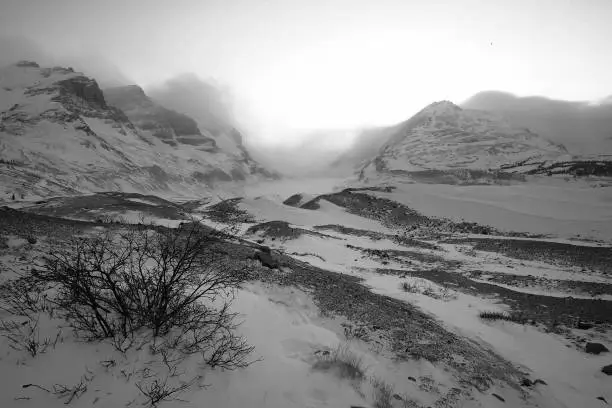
(356, 101), (570, 183)
(0, 61), (275, 198)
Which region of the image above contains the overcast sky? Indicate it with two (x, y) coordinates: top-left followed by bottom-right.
(1, 0), (611, 142)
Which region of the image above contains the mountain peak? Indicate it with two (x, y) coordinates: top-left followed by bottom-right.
(421, 100), (462, 115)
(357, 98), (568, 180)
(114, 84), (146, 95)
(14, 60), (40, 68)
(104, 85), (150, 109)
(0, 62), (277, 196)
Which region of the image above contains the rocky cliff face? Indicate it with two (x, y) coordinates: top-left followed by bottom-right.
(0, 62), (275, 199)
(146, 74), (278, 180)
(357, 101), (569, 183)
(104, 85), (217, 149)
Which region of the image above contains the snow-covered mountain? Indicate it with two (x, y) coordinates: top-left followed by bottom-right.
(0, 61), (274, 199)
(104, 85), (217, 149)
(462, 91), (612, 155)
(146, 75), (259, 166)
(358, 101), (570, 182)
(330, 125), (400, 174)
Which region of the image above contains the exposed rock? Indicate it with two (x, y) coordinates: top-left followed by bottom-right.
(255, 251), (279, 269)
(602, 365), (612, 375)
(104, 85), (217, 149)
(586, 342), (609, 355)
(492, 393), (505, 402)
(356, 100), (568, 183)
(55, 76), (108, 111)
(0, 63), (274, 197)
(283, 194), (303, 207)
(247, 221), (339, 241)
(520, 378), (533, 387)
(576, 321), (594, 330)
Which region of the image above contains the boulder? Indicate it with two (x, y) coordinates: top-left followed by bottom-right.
(586, 342), (609, 355)
(602, 365), (612, 375)
(492, 393), (505, 402)
(255, 251), (279, 269)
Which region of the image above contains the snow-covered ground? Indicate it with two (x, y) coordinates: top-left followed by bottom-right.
(368, 181), (612, 242)
(239, 195), (392, 233)
(240, 177), (349, 200)
(2, 176), (611, 408)
(230, 178), (612, 407)
(365, 273), (612, 408)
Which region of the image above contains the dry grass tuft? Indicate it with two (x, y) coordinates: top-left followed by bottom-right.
(313, 344), (366, 381)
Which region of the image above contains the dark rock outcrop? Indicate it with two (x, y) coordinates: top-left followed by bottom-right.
(491, 393), (505, 402)
(586, 342), (609, 355)
(104, 85), (217, 149)
(283, 194), (303, 207)
(56, 76), (108, 110)
(577, 321), (594, 330)
(255, 251), (279, 269)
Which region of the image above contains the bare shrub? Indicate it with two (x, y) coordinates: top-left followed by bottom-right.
(371, 376), (394, 408)
(399, 279), (456, 301)
(52, 374), (91, 405)
(22, 373), (93, 404)
(0, 316), (60, 357)
(479, 310), (527, 324)
(32, 222), (254, 369)
(0, 275), (53, 318)
(136, 375), (199, 407)
(399, 281), (420, 293)
(313, 344), (366, 381)
(343, 324), (369, 341)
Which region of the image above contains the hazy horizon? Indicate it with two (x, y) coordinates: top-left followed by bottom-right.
(2, 0), (612, 148)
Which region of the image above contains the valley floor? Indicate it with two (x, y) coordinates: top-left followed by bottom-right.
(0, 176), (611, 408)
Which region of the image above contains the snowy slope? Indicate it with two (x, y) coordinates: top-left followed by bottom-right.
(104, 85), (218, 149)
(146, 74), (278, 181)
(462, 91), (612, 155)
(358, 101), (570, 181)
(0, 61), (274, 199)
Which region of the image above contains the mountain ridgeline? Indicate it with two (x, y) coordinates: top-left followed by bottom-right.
(330, 100), (612, 183)
(0, 61), (276, 198)
(462, 91), (612, 155)
(104, 85), (216, 149)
